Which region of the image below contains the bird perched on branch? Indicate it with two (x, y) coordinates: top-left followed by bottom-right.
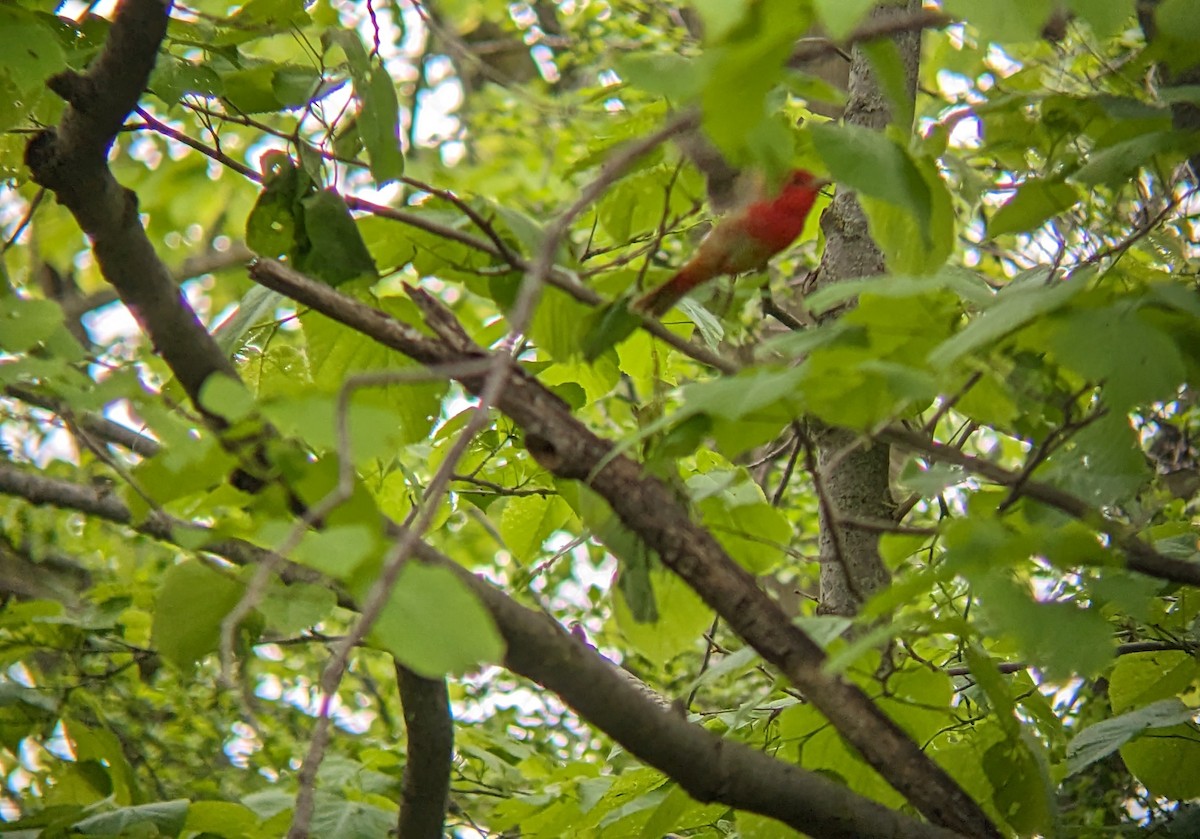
(633, 168), (828, 316)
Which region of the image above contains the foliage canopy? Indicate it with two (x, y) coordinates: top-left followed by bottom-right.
(0, 0), (1199, 837)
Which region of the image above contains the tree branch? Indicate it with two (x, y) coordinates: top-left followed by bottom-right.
(395, 664), (453, 839)
(23, 0), (239, 418)
(0, 462), (961, 839)
(247, 256), (1000, 837)
(877, 425), (1200, 588)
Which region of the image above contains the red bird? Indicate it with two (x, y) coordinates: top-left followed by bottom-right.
(634, 169), (827, 316)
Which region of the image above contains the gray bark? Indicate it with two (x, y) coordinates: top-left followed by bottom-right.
(811, 0), (923, 616)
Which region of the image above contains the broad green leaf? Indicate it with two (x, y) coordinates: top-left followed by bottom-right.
(368, 561), (504, 676)
(697, 499), (791, 574)
(65, 722), (137, 806)
(928, 270), (1085, 368)
(72, 800), (189, 835)
(1067, 699), (1195, 776)
(214, 285), (286, 356)
(198, 374), (257, 423)
(499, 494), (572, 564)
(615, 52), (706, 99)
(150, 58), (223, 106)
(614, 568), (712, 666)
(185, 801), (261, 835)
(814, 0), (874, 40)
(246, 158), (308, 258)
(678, 367), (805, 420)
(298, 189), (377, 285)
(804, 268), (993, 314)
(1066, 0), (1135, 37)
(1046, 306), (1186, 410)
(309, 793), (396, 839)
(300, 307), (445, 447)
(699, 0), (811, 160)
(1109, 651), (1200, 714)
(359, 68), (404, 185)
(0, 297), (62, 351)
(153, 560), (247, 669)
(222, 65), (285, 113)
(257, 581), (337, 634)
(860, 39), (913, 128)
(1072, 131), (1200, 186)
(582, 300), (641, 363)
(811, 122), (932, 243)
(0, 8), (66, 92)
(989, 179), (1078, 236)
(975, 574), (1115, 679)
(944, 0), (1054, 44)
(983, 736), (1055, 836)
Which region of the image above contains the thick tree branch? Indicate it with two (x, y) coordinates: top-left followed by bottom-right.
(0, 463), (960, 839)
(248, 257), (1000, 838)
(395, 664), (453, 839)
(0, 462), (346, 604)
(23, 0), (239, 418)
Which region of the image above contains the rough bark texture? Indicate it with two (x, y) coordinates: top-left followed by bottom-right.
(395, 665), (453, 839)
(810, 0), (923, 616)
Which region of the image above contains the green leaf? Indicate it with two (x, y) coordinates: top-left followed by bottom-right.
(0, 297), (63, 351)
(222, 64), (285, 113)
(944, 0), (1054, 43)
(300, 306), (445, 448)
(697, 499), (791, 574)
(309, 793), (396, 839)
(368, 561), (504, 676)
(0, 8), (66, 92)
(1072, 131), (1200, 186)
(71, 800), (189, 835)
(197, 374), (257, 423)
(150, 58), (223, 106)
(615, 52), (705, 99)
(1067, 699), (1195, 776)
(1066, 0), (1135, 37)
(928, 269), (1086, 368)
(699, 0), (811, 160)
(257, 581), (337, 634)
(974, 574), (1114, 679)
(860, 39), (913, 128)
(152, 560), (246, 669)
(614, 568), (712, 666)
(214, 285), (286, 356)
(1109, 651), (1200, 713)
(814, 0), (875, 39)
(582, 300), (641, 362)
(359, 68), (404, 185)
(989, 179), (1079, 236)
(1120, 725), (1200, 800)
(246, 157), (308, 258)
(298, 189), (377, 285)
(184, 801), (262, 835)
(272, 64), (323, 108)
(499, 494), (572, 564)
(1046, 305), (1186, 410)
(812, 123), (933, 243)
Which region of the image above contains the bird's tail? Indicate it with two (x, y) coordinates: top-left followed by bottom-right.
(632, 263), (709, 316)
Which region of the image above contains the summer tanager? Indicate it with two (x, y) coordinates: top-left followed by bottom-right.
(634, 169), (827, 316)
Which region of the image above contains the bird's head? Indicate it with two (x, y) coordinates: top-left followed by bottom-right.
(783, 169), (830, 194)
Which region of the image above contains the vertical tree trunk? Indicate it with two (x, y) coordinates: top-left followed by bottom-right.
(811, 0), (922, 616)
